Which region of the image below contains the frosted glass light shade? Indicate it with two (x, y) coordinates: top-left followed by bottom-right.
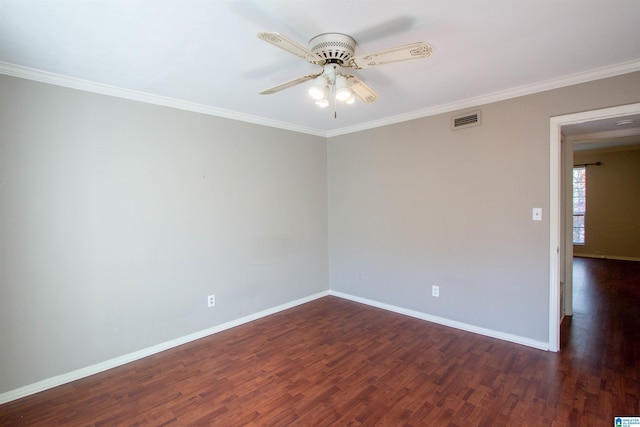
(309, 79), (327, 100)
(335, 75), (351, 101)
(315, 98), (329, 107)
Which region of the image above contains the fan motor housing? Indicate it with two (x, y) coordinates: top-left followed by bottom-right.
(309, 33), (356, 64)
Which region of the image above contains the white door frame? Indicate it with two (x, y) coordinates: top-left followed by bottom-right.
(548, 102), (640, 352)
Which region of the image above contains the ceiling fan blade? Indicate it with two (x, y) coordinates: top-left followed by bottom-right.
(260, 73), (322, 95)
(352, 16), (415, 44)
(257, 32), (325, 65)
(348, 42), (434, 69)
(349, 78), (379, 103)
(231, 1), (314, 44)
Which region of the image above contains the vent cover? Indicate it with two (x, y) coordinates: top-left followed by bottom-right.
(451, 110), (481, 130)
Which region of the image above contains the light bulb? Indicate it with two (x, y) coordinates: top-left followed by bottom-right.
(308, 79), (327, 100)
(336, 88), (352, 102)
(335, 75), (351, 102)
(345, 94), (355, 104)
(315, 98), (329, 108)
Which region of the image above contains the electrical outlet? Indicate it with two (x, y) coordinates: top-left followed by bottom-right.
(432, 285), (440, 298)
(207, 294), (215, 307)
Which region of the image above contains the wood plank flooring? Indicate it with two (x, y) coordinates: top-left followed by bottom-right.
(1, 257), (638, 426)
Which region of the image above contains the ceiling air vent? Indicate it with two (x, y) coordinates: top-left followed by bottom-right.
(451, 110), (481, 130)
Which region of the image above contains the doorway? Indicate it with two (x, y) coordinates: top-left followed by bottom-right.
(549, 102), (640, 351)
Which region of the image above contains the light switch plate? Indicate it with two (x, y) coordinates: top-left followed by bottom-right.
(532, 208), (542, 221)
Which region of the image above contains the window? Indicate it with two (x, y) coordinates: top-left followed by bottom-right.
(572, 166), (586, 244)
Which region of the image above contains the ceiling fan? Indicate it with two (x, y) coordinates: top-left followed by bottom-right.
(257, 31), (434, 111)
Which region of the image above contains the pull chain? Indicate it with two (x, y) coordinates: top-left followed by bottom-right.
(334, 90), (338, 118)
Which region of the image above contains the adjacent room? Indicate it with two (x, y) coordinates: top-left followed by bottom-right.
(1, 1), (639, 425)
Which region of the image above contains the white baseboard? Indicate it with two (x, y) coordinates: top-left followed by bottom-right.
(1, 289), (550, 405)
(0, 291), (330, 405)
(574, 253), (640, 262)
(329, 290), (550, 351)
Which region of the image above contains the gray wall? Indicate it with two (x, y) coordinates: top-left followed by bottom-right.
(573, 146), (640, 259)
(0, 75), (328, 393)
(328, 71), (640, 343)
(2, 70), (640, 396)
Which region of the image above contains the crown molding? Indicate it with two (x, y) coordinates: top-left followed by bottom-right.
(2, 59), (640, 139)
(327, 59), (640, 137)
(567, 127), (640, 143)
(0, 62), (326, 137)
(573, 142), (640, 154)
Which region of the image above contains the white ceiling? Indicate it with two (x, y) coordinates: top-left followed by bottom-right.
(564, 113), (640, 151)
(1, 0), (640, 136)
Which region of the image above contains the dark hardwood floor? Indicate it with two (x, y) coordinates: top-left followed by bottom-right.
(1, 257), (638, 426)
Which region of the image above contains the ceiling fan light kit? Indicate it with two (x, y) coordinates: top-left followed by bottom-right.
(308, 81), (327, 100)
(307, 63), (356, 109)
(257, 31), (435, 115)
(315, 98), (329, 108)
(335, 75), (352, 101)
